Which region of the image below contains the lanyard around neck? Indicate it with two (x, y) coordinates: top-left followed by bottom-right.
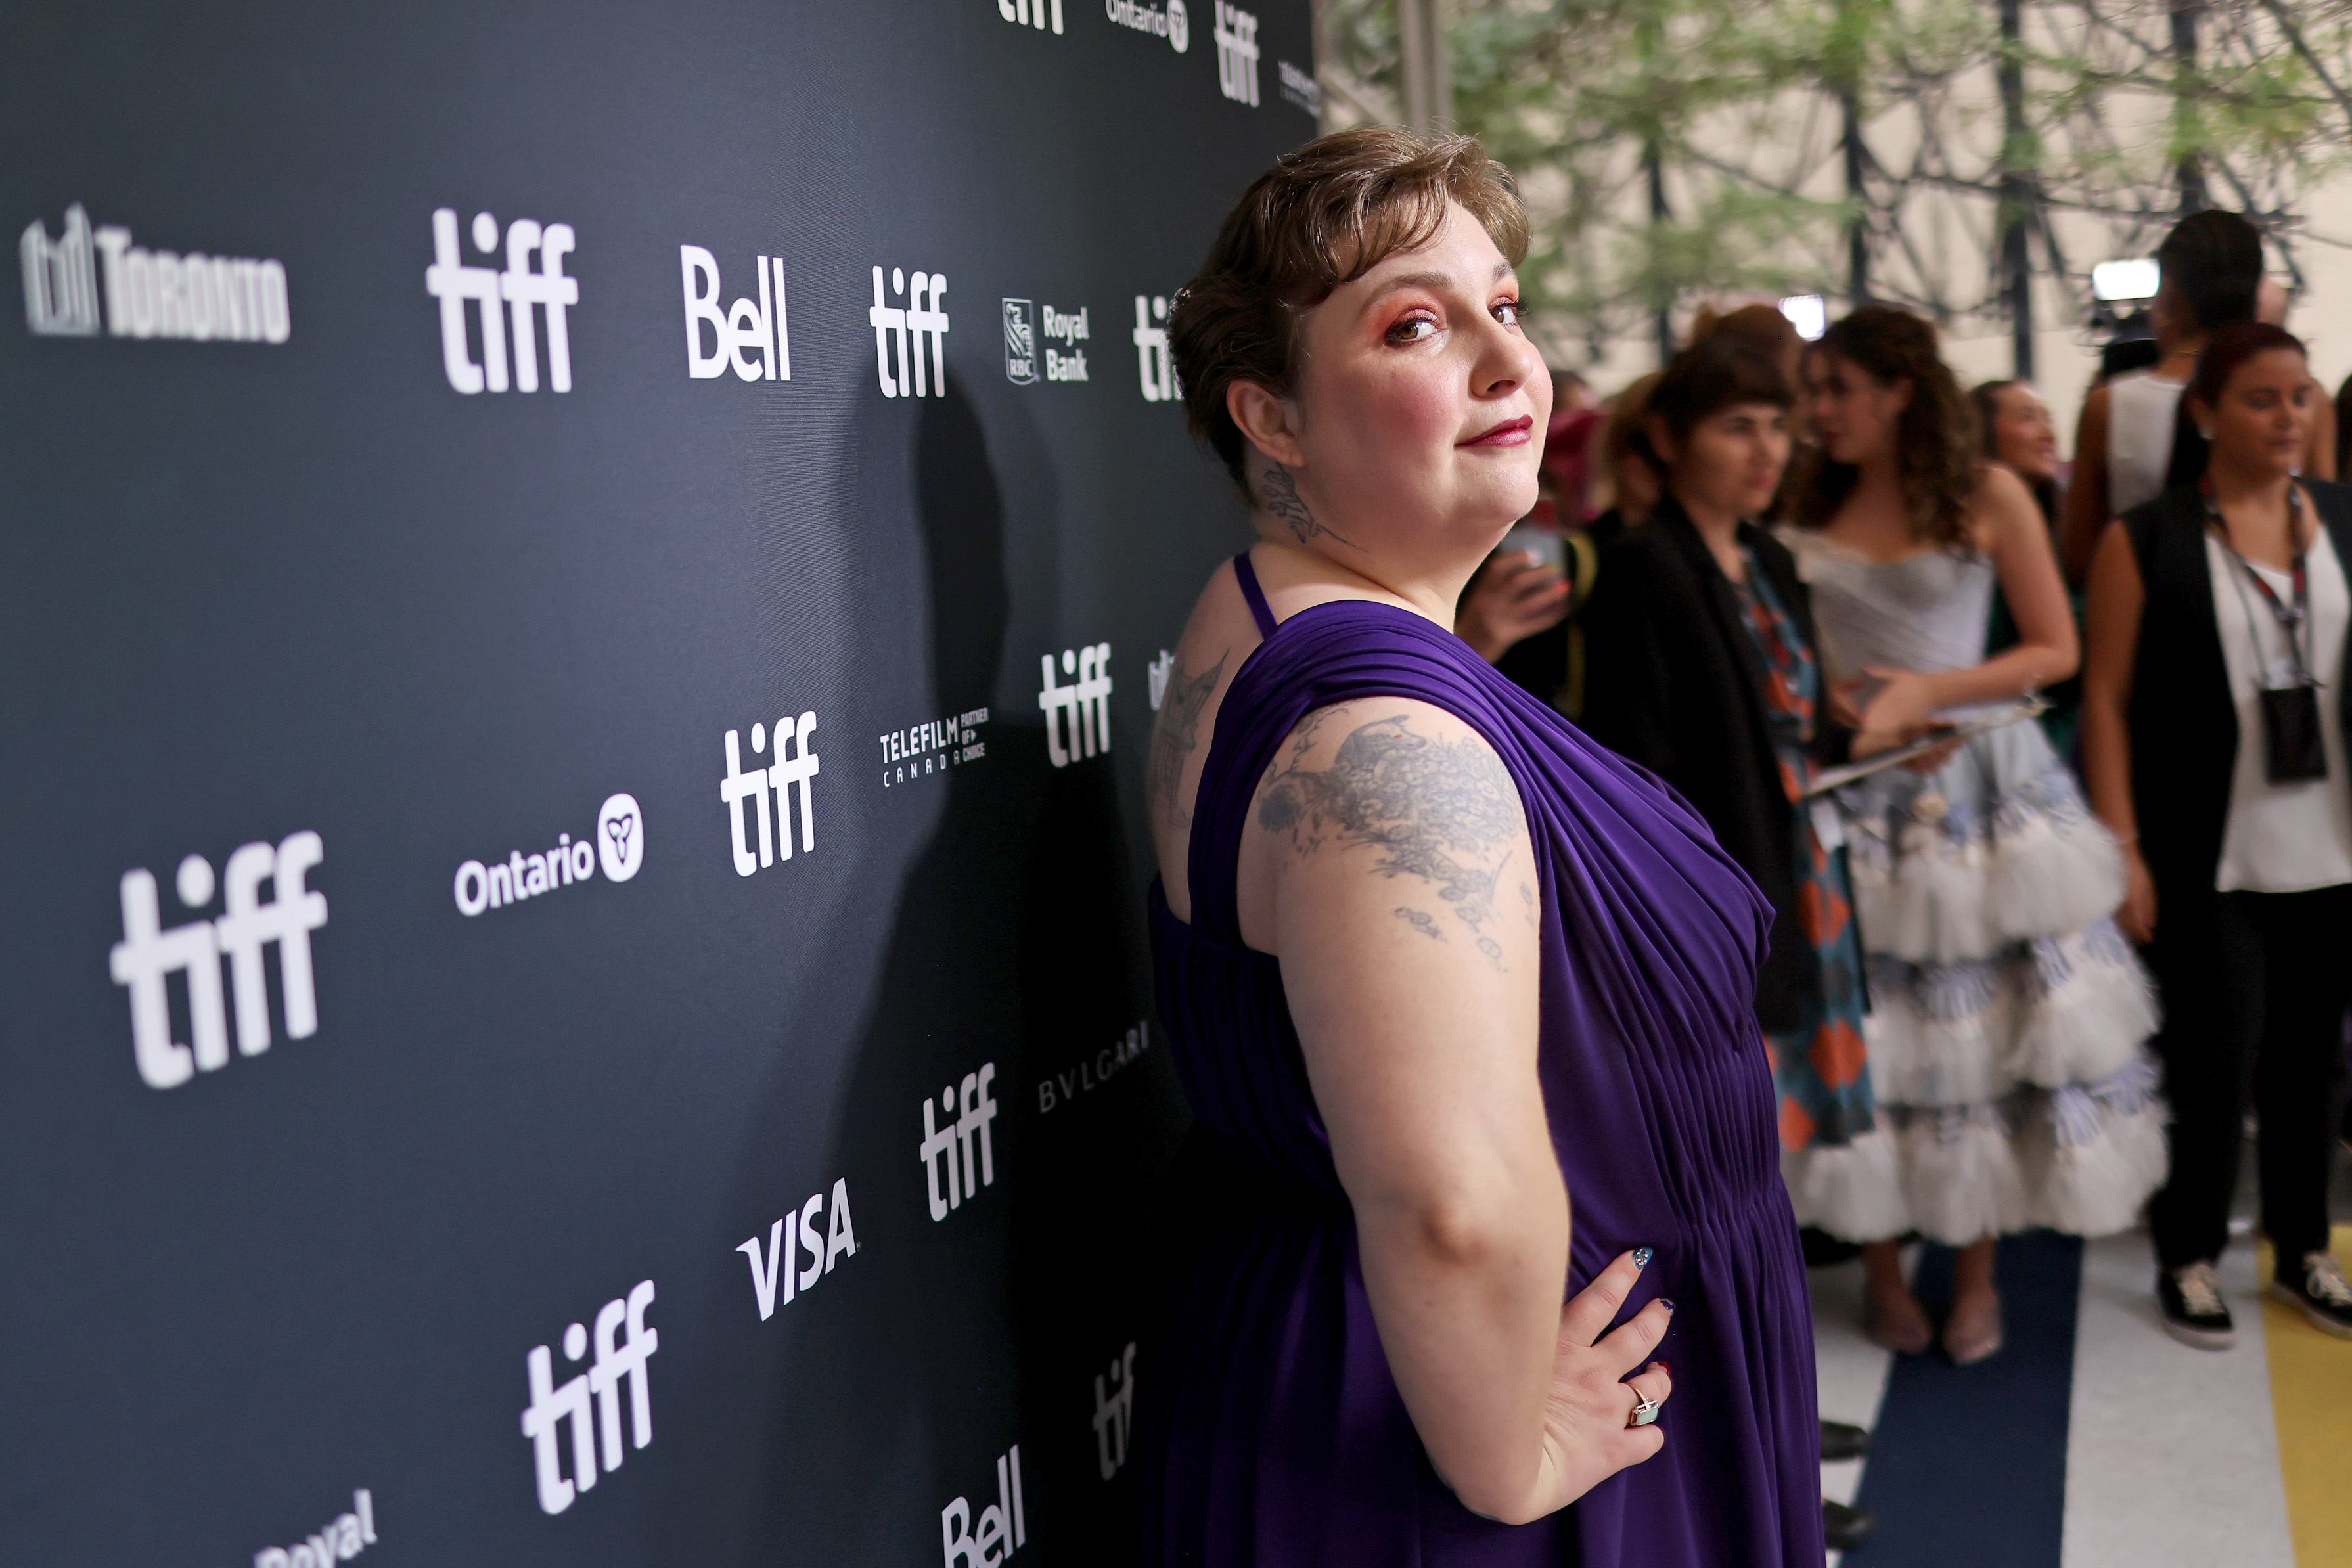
(2202, 476), (2315, 685)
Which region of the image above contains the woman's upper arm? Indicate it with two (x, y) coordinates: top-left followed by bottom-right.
(2061, 385), (2112, 584)
(1244, 698), (1554, 1220)
(1980, 464), (2078, 660)
(2081, 518), (2145, 713)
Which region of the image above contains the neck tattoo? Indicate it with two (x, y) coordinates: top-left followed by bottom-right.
(1261, 465), (1355, 549)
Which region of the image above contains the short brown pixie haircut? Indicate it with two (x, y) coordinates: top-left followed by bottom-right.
(1167, 127), (1530, 491)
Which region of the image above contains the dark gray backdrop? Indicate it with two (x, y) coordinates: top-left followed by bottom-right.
(0, 3), (1313, 1561)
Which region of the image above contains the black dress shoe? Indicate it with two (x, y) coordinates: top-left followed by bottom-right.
(1820, 1420), (1871, 1462)
(1823, 1498), (1876, 1552)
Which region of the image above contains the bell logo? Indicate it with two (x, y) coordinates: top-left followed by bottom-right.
(424, 207), (577, 395)
(681, 245), (790, 382)
(940, 1447), (1028, 1567)
(109, 832), (327, 1091)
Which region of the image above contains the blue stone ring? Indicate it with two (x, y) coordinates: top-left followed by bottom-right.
(1627, 1389), (1663, 1428)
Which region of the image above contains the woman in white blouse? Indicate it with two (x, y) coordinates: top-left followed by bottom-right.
(2082, 320), (2352, 1348)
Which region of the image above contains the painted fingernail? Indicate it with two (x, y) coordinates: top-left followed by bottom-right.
(1659, 1298), (1677, 1312)
(1654, 1360), (1671, 1374)
(1631, 1246), (1654, 1269)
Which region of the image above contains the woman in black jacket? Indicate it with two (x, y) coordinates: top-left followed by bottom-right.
(2081, 320), (2352, 1348)
(1581, 338), (1946, 1287)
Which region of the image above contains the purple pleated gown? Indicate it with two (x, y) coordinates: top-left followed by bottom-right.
(1139, 555), (1824, 1566)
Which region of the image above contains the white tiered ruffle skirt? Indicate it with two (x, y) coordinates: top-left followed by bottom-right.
(1784, 717), (2169, 1246)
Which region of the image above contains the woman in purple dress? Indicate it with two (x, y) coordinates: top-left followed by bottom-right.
(1137, 128), (1822, 1565)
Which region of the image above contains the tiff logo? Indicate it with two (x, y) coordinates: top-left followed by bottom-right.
(997, 0), (1063, 32)
(1092, 1343), (1137, 1480)
(920, 1062), (1001, 1222)
(424, 208), (577, 395)
(941, 1446), (1028, 1567)
(1214, 2), (1261, 105)
(520, 1280), (658, 1516)
(681, 245), (790, 382)
(721, 712), (820, 878)
(1131, 296), (1175, 402)
(110, 832), (327, 1092)
(22, 202), (290, 343)
(870, 265), (950, 399)
(738, 1178), (859, 1320)
(1039, 644), (1112, 768)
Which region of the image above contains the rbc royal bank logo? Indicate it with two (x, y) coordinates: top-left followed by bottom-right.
(1214, 2), (1262, 104)
(22, 202), (290, 343)
(681, 245), (790, 382)
(1039, 644), (1112, 767)
(1004, 299), (1090, 384)
(871, 265), (950, 399)
(109, 832), (327, 1091)
(520, 1281), (659, 1515)
(424, 207), (577, 394)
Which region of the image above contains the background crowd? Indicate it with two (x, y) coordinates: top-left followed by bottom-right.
(1455, 210), (2352, 1550)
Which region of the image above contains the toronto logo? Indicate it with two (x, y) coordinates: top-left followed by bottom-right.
(22, 202), (290, 343)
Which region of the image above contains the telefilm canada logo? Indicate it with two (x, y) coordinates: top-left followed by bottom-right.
(721, 712), (821, 877)
(453, 792), (643, 916)
(1003, 299), (1090, 384)
(880, 708), (991, 788)
(736, 1176), (859, 1320)
(681, 244), (790, 382)
(22, 202), (290, 343)
(520, 1280), (659, 1516)
(1214, 1), (1262, 104)
(1106, 0), (1190, 50)
(870, 264), (951, 399)
(424, 207), (577, 394)
(109, 832), (327, 1092)
(997, 0), (1064, 32)
(1039, 644), (1112, 768)
(1131, 296), (1177, 403)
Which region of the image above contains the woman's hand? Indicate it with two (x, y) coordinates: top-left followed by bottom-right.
(1521, 1251), (1677, 1518)
(2117, 843), (2158, 944)
(1459, 550), (1571, 664)
(1849, 665), (1941, 737)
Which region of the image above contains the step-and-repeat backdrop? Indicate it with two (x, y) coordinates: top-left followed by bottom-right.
(1, 3), (1319, 1561)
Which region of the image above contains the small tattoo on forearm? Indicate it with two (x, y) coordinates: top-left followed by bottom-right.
(1261, 464), (1355, 549)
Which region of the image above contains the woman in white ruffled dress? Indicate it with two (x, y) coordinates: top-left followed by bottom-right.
(1783, 305), (2168, 1363)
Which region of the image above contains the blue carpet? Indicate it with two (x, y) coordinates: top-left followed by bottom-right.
(1845, 1231), (2083, 1567)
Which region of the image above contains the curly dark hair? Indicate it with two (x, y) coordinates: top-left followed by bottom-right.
(1166, 127), (1529, 492)
(1792, 303), (1979, 550)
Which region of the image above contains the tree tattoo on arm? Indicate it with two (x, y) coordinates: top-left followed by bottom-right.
(1256, 710), (1524, 968)
(1259, 462), (1356, 549)
(1147, 647), (1227, 828)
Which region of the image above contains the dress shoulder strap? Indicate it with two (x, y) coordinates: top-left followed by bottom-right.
(1232, 550), (1278, 638)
